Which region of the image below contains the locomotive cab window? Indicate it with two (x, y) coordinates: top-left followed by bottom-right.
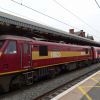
(5, 41), (17, 54)
(0, 40), (5, 48)
(23, 43), (29, 54)
(39, 46), (48, 56)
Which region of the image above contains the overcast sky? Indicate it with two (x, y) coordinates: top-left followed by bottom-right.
(0, 0), (100, 41)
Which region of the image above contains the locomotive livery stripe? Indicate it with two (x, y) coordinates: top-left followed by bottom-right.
(32, 51), (89, 60)
(0, 69), (29, 76)
(0, 58), (89, 76)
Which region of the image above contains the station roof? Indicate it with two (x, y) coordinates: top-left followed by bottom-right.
(0, 11), (100, 47)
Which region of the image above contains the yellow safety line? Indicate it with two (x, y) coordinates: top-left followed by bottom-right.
(81, 86), (100, 88)
(91, 78), (100, 84)
(96, 73), (100, 74)
(78, 86), (92, 100)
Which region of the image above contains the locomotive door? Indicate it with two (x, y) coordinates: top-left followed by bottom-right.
(20, 42), (32, 69)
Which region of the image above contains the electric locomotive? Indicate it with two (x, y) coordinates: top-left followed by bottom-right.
(0, 35), (99, 93)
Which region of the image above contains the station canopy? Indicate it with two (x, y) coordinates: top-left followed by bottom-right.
(0, 11), (100, 47)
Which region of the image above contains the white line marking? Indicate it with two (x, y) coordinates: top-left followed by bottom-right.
(51, 70), (100, 100)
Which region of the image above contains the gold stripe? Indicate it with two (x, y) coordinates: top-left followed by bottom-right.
(0, 69), (28, 76)
(32, 51), (89, 60)
(0, 59), (87, 76)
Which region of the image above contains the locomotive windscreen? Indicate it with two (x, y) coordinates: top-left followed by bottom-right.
(0, 40), (5, 48)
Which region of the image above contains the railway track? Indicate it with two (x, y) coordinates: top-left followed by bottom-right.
(0, 63), (100, 100)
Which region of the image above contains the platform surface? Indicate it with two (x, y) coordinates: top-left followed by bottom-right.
(51, 70), (100, 100)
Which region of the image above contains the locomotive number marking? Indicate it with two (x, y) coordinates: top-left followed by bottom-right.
(81, 52), (86, 55)
(51, 52), (61, 58)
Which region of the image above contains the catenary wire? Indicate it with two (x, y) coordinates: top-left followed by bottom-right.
(11, 0), (100, 39)
(53, 0), (100, 34)
(0, 6), (83, 36)
(95, 0), (100, 8)
(11, 0), (81, 30)
(0, 6), (99, 40)
(0, 0), (100, 39)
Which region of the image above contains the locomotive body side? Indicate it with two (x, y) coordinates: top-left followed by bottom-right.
(0, 35), (95, 92)
(0, 35), (92, 75)
(31, 42), (92, 69)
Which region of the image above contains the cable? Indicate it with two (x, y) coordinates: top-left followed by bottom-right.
(53, 0), (100, 33)
(0, 0), (100, 39)
(8, 0), (100, 37)
(0, 6), (38, 24)
(0, 7), (99, 40)
(11, 0), (100, 34)
(11, 0), (100, 37)
(95, 0), (100, 8)
(21, 0), (23, 5)
(10, 0), (80, 30)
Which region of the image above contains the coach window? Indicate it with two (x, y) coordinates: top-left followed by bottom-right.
(39, 46), (48, 56)
(5, 41), (17, 54)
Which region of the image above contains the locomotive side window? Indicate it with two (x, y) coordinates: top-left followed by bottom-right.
(0, 40), (5, 48)
(85, 48), (88, 54)
(5, 41), (17, 54)
(39, 46), (48, 56)
(23, 43), (29, 54)
(97, 50), (100, 54)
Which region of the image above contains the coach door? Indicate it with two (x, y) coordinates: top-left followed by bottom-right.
(21, 42), (32, 69)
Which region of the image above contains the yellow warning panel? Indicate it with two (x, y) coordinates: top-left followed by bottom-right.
(51, 71), (100, 100)
(78, 86), (100, 100)
(78, 86), (92, 100)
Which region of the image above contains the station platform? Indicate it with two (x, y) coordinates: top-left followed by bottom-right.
(51, 70), (100, 100)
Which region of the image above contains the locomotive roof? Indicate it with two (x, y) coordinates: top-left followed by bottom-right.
(0, 35), (90, 48)
(0, 35), (33, 41)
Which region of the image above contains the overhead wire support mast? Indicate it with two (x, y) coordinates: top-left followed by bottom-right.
(53, 0), (100, 34)
(95, 0), (100, 8)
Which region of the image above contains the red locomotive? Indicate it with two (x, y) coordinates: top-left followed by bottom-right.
(0, 35), (100, 92)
